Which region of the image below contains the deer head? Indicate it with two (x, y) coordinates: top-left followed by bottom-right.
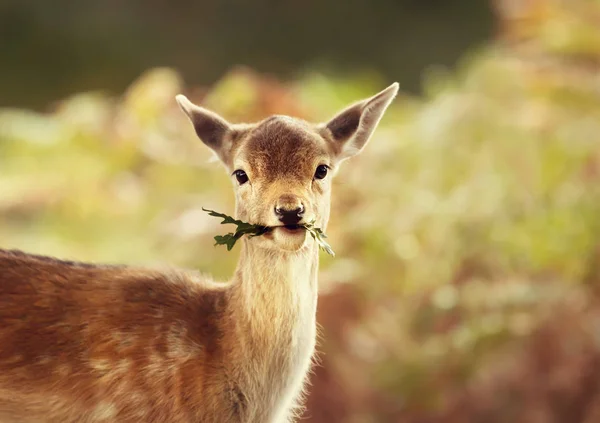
(176, 83), (398, 253)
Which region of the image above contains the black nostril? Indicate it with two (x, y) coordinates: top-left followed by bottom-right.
(275, 206), (304, 225)
(275, 206), (304, 216)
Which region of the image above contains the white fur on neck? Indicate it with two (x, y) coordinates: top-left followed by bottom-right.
(232, 240), (319, 422)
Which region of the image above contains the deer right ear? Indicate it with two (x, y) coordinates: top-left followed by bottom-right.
(176, 95), (232, 161)
(324, 83), (399, 161)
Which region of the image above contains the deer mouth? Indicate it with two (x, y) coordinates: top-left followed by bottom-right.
(279, 224), (305, 234)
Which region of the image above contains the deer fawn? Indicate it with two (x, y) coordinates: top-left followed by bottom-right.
(0, 82), (398, 422)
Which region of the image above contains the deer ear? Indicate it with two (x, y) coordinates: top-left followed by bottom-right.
(176, 94), (232, 161)
(324, 83), (399, 160)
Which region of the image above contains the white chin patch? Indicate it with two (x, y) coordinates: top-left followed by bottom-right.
(273, 227), (307, 251)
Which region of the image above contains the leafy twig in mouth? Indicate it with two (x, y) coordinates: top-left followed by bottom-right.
(202, 208), (335, 256)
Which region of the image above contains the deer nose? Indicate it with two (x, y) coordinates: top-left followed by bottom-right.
(274, 196), (305, 225)
(275, 206), (304, 225)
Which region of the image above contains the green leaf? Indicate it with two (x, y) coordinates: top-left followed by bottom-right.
(203, 208), (335, 256)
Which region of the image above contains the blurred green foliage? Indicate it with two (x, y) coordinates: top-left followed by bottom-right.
(2, 1), (600, 422)
(0, 0), (493, 109)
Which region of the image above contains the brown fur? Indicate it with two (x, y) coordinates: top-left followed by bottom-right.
(0, 250), (232, 422)
(0, 83), (398, 422)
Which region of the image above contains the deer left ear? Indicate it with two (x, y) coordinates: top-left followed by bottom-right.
(176, 94), (234, 163)
(324, 83), (399, 161)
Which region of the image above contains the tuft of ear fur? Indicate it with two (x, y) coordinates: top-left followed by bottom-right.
(324, 83), (399, 160)
(176, 95), (232, 161)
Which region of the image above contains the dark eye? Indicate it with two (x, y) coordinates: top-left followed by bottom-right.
(314, 165), (329, 180)
(234, 170), (249, 185)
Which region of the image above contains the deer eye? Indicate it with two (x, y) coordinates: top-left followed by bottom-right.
(314, 165), (329, 180)
(234, 170), (249, 185)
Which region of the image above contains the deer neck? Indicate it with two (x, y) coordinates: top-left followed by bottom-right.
(226, 241), (319, 422)
(232, 239), (319, 342)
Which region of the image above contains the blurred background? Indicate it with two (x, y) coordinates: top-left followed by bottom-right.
(1, 0), (600, 421)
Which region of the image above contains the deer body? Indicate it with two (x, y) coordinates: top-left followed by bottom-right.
(0, 83), (398, 422)
(0, 245), (316, 422)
